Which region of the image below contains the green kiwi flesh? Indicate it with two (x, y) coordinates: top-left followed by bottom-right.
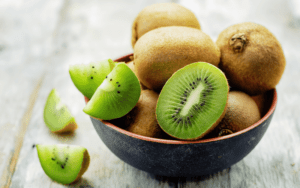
(44, 89), (77, 133)
(69, 59), (116, 99)
(36, 144), (90, 185)
(83, 63), (141, 120)
(156, 62), (229, 140)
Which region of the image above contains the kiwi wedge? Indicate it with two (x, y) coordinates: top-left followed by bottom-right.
(132, 3), (201, 47)
(36, 144), (90, 185)
(83, 63), (141, 120)
(156, 62), (229, 140)
(44, 89), (77, 133)
(69, 59), (116, 99)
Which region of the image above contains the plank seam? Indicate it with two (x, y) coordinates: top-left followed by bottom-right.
(0, 75), (44, 188)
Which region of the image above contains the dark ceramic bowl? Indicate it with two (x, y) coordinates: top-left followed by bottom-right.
(85, 54), (277, 177)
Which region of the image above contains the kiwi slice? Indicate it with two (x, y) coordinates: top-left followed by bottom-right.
(36, 144), (90, 185)
(44, 89), (77, 133)
(156, 62), (229, 140)
(83, 63), (141, 120)
(69, 59), (116, 99)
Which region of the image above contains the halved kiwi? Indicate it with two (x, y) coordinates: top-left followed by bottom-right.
(83, 63), (141, 120)
(156, 62), (229, 140)
(44, 89), (77, 133)
(36, 144), (90, 185)
(69, 59), (116, 99)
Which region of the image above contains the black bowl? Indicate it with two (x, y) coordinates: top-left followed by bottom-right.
(85, 54), (277, 177)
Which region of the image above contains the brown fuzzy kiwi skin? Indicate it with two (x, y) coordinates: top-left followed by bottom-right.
(72, 150), (90, 183)
(251, 92), (267, 117)
(216, 22), (286, 96)
(134, 26), (221, 92)
(125, 61), (148, 90)
(125, 89), (167, 139)
(52, 120), (77, 134)
(132, 3), (201, 48)
(215, 91), (261, 136)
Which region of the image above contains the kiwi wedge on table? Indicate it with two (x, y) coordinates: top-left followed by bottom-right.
(36, 144), (90, 185)
(83, 63), (141, 120)
(44, 89), (77, 133)
(156, 62), (229, 140)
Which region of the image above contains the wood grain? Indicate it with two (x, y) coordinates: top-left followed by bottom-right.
(1, 77), (43, 188)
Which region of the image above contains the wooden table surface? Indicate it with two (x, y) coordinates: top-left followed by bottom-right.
(1, 0), (300, 187)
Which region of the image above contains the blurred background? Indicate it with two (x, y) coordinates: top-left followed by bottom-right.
(0, 0), (300, 187)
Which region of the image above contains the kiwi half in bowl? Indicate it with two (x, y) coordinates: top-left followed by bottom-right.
(86, 54), (277, 177)
(156, 62), (229, 140)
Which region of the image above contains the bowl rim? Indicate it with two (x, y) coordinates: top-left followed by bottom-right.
(85, 53), (277, 145)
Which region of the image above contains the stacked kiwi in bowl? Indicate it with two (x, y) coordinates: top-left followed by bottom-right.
(70, 3), (284, 176)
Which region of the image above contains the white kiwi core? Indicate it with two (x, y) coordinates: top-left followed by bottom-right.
(180, 83), (205, 116)
(99, 78), (115, 92)
(56, 146), (67, 163)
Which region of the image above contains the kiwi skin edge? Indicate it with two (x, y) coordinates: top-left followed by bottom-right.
(72, 150), (90, 184)
(51, 120), (78, 134)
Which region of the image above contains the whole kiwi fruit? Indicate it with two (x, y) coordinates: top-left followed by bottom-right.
(134, 26), (221, 91)
(126, 89), (166, 138)
(215, 91), (261, 136)
(216, 22), (286, 95)
(132, 3), (201, 47)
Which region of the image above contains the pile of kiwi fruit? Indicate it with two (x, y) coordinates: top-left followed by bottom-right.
(121, 3), (285, 140)
(68, 2), (286, 141)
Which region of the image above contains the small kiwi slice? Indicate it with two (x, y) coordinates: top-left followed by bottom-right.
(44, 89), (77, 133)
(215, 91), (261, 136)
(83, 63), (141, 120)
(36, 144), (90, 185)
(69, 59), (116, 99)
(156, 62), (229, 140)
